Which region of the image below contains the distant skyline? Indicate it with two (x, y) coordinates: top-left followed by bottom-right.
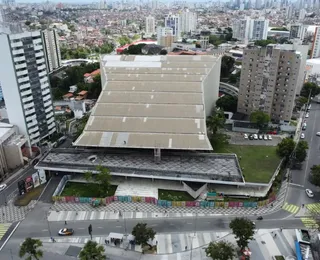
(15, 0), (210, 3)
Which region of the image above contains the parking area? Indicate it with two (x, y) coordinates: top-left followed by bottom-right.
(228, 132), (282, 146)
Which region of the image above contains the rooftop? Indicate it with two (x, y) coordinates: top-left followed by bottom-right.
(35, 148), (244, 185)
(74, 55), (222, 150)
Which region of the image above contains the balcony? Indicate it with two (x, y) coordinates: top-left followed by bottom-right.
(43, 94), (51, 102)
(12, 49), (24, 55)
(37, 64), (46, 71)
(39, 70), (47, 78)
(25, 108), (35, 116)
(44, 100), (52, 107)
(17, 76), (29, 84)
(11, 41), (23, 48)
(26, 114), (36, 122)
(27, 120), (37, 128)
(42, 89), (50, 96)
(30, 138), (40, 145)
(15, 63), (27, 70)
(16, 70), (28, 77)
(30, 131), (40, 140)
(24, 102), (34, 110)
(34, 45), (43, 51)
(47, 117), (55, 125)
(36, 58), (45, 64)
(40, 77), (47, 83)
(48, 122), (56, 129)
(20, 83), (31, 91)
(14, 56), (26, 63)
(35, 51), (44, 58)
(21, 89), (32, 97)
(41, 82), (49, 89)
(33, 38), (42, 45)
(22, 96), (33, 103)
(49, 127), (56, 135)
(29, 125), (39, 134)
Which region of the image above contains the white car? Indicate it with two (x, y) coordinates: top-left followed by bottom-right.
(244, 134), (248, 139)
(306, 113), (309, 118)
(306, 189), (314, 198)
(317, 132), (320, 136)
(253, 134), (258, 140)
(263, 135), (268, 140)
(268, 135), (272, 140)
(0, 184), (7, 192)
(301, 133), (305, 139)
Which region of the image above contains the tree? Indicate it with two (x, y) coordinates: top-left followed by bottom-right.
(310, 165), (320, 187)
(250, 110), (270, 128)
(132, 223), (156, 246)
(300, 82), (320, 98)
(295, 141), (308, 163)
(205, 240), (236, 260)
(216, 95), (238, 113)
(95, 166), (111, 197)
(276, 137), (295, 159)
(229, 218), (255, 250)
(19, 238), (43, 260)
(221, 56), (235, 78)
(254, 39), (276, 47)
(206, 109), (226, 135)
(79, 240), (106, 260)
(84, 171), (93, 184)
(296, 96), (308, 108)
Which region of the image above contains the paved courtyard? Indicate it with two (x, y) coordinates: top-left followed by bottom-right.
(0, 200), (37, 223)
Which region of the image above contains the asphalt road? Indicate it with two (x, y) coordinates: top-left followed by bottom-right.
(287, 102), (320, 206)
(13, 215), (305, 239)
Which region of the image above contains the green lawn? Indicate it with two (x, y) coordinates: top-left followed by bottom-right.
(61, 182), (117, 197)
(214, 145), (281, 183)
(158, 189), (194, 201)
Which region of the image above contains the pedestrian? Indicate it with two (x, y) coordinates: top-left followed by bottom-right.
(185, 246), (187, 250)
(136, 206), (138, 211)
(65, 220), (67, 225)
(280, 227), (283, 232)
(302, 204), (305, 208)
(274, 233), (277, 238)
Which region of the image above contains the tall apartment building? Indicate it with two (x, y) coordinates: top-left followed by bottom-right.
(237, 45), (302, 123)
(311, 26), (320, 59)
(145, 15), (155, 36)
(232, 17), (268, 43)
(157, 27), (175, 47)
(179, 9), (197, 34)
(0, 31), (56, 146)
(289, 24), (306, 40)
(165, 13), (180, 37)
(41, 29), (61, 73)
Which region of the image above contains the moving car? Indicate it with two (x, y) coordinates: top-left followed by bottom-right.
(317, 132), (320, 136)
(306, 189), (314, 198)
(301, 133), (305, 139)
(0, 184), (6, 192)
(306, 113), (309, 118)
(58, 228), (74, 236)
(253, 134), (258, 140)
(244, 134), (248, 139)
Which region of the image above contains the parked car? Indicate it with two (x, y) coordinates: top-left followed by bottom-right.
(306, 189), (314, 198)
(249, 135), (254, 140)
(0, 184), (7, 192)
(253, 134), (258, 140)
(259, 135), (263, 140)
(263, 135), (268, 140)
(301, 133), (305, 139)
(244, 134), (248, 139)
(306, 113), (309, 118)
(317, 132), (320, 136)
(268, 135), (272, 140)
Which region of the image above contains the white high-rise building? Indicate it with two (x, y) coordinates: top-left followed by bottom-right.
(145, 15), (155, 36)
(151, 0), (158, 10)
(179, 9), (197, 34)
(42, 29), (61, 73)
(299, 9), (306, 21)
(232, 17), (268, 43)
(0, 31), (56, 147)
(311, 26), (320, 59)
(165, 13), (180, 37)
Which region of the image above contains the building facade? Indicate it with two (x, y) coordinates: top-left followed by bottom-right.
(311, 26), (320, 59)
(237, 45), (302, 123)
(179, 9), (197, 34)
(165, 13), (180, 37)
(157, 27), (176, 47)
(145, 15), (155, 36)
(0, 31), (56, 146)
(42, 29), (61, 73)
(289, 24), (306, 40)
(232, 17), (268, 43)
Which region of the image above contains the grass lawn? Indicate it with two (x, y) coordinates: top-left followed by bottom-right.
(61, 182), (117, 197)
(214, 145), (281, 183)
(158, 189), (194, 201)
(15, 185), (45, 206)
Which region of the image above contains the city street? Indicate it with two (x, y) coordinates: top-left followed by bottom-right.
(287, 102), (320, 207)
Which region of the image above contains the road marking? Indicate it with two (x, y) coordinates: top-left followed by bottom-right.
(306, 203), (320, 214)
(289, 183), (304, 188)
(115, 226), (122, 228)
(282, 202), (300, 214)
(42, 229), (48, 232)
(301, 217), (319, 228)
(78, 228), (85, 230)
(97, 227), (103, 229)
(187, 223), (193, 225)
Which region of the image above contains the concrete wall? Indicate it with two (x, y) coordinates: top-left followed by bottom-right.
(3, 145), (23, 170)
(183, 182), (207, 199)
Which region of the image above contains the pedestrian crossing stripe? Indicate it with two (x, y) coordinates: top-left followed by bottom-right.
(301, 218), (319, 229)
(0, 223), (11, 240)
(282, 202), (300, 214)
(306, 203), (320, 214)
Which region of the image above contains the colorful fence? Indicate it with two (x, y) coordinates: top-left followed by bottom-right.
(52, 194), (276, 209)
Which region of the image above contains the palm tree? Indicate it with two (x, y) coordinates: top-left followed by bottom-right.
(19, 237), (43, 260)
(79, 240), (106, 260)
(206, 109), (226, 135)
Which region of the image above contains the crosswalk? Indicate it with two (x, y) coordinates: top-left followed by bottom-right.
(301, 218), (319, 229)
(282, 202), (300, 214)
(306, 203), (320, 214)
(0, 223), (11, 241)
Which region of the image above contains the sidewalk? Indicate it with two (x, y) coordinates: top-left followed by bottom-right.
(49, 182), (288, 221)
(36, 229), (296, 260)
